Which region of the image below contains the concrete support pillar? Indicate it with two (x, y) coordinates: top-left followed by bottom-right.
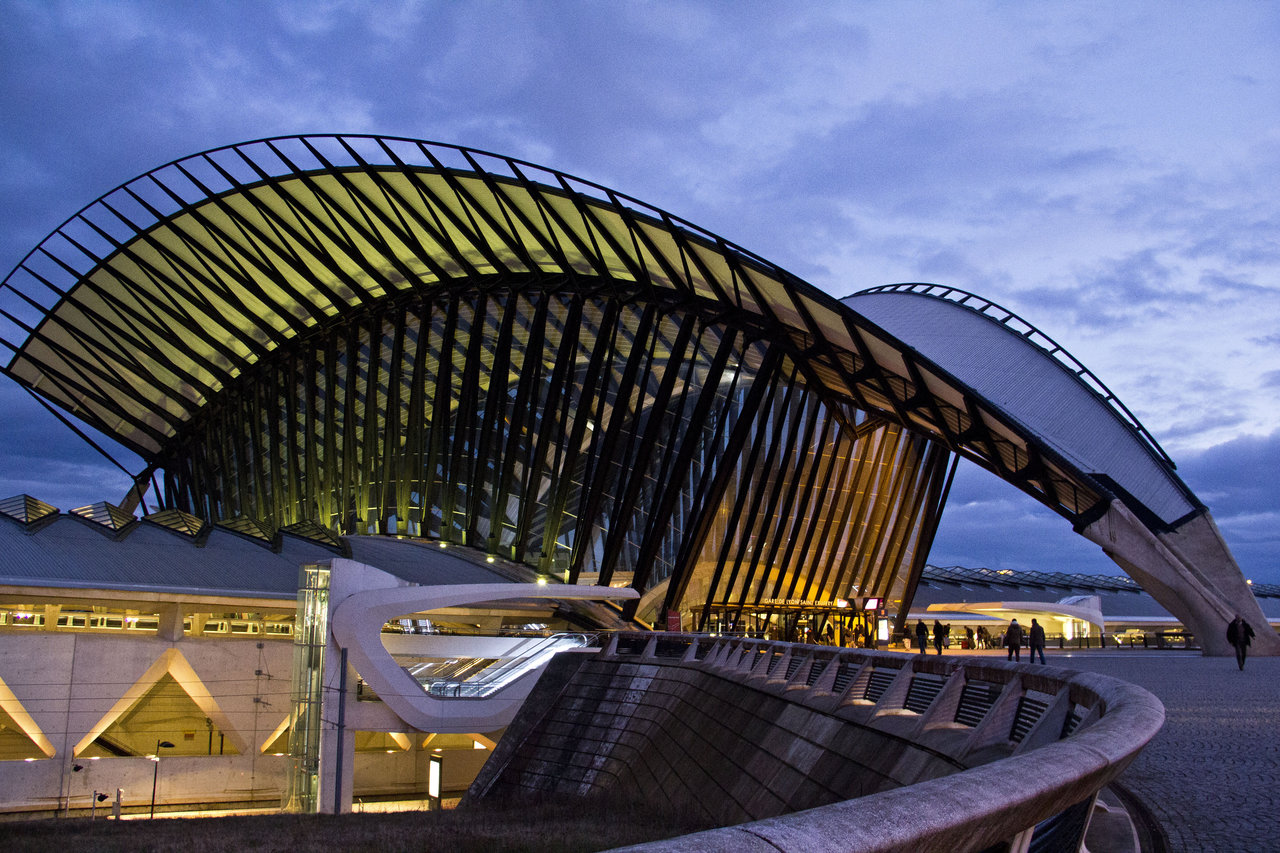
(315, 710), (355, 815)
(157, 605), (184, 642)
(1081, 502), (1279, 656)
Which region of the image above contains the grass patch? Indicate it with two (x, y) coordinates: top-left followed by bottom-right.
(3, 794), (722, 853)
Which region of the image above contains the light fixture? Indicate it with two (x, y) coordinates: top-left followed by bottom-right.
(428, 753), (442, 807)
(150, 740), (175, 818)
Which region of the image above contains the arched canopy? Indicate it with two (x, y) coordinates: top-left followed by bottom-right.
(0, 135), (1268, 653)
(1, 135), (1108, 525)
(846, 284), (1201, 530)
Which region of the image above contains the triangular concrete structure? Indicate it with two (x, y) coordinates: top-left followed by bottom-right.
(74, 648), (246, 756)
(0, 675), (55, 758)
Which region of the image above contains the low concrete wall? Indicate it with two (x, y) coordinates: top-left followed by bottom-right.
(470, 634), (1164, 853)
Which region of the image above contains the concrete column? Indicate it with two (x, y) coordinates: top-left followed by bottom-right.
(157, 605), (184, 642)
(1081, 502), (1279, 656)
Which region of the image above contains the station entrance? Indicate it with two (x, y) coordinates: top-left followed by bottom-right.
(702, 599), (886, 648)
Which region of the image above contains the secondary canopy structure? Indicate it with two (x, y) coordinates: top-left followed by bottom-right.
(0, 134), (1268, 654)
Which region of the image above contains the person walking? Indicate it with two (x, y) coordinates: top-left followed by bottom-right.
(1005, 619), (1023, 662)
(1028, 618), (1046, 664)
(1226, 614), (1255, 670)
(932, 620), (946, 655)
(915, 619), (929, 654)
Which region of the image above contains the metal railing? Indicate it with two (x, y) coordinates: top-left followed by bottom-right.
(410, 633), (596, 699)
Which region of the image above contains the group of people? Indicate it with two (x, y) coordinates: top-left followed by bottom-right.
(908, 613), (1262, 670)
(913, 617), (1048, 663)
(914, 619), (951, 654)
(1001, 618), (1046, 663)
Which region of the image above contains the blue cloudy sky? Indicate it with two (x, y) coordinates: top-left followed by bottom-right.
(1, 2), (1277, 581)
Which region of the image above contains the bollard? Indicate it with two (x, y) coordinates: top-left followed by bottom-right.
(113, 788), (123, 820)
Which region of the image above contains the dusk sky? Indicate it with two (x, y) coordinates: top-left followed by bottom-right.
(1, 2), (1277, 582)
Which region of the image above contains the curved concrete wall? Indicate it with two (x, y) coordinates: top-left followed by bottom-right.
(469, 634), (1164, 853)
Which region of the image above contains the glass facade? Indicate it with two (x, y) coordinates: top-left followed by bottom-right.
(156, 283), (950, 627)
(284, 563), (330, 812)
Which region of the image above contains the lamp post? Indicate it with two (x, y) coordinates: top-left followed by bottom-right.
(62, 762), (84, 817)
(149, 740), (175, 818)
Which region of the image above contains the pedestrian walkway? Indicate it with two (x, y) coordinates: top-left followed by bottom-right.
(1049, 650), (1280, 852)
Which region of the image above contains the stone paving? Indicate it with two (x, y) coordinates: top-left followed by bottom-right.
(1038, 649), (1280, 852)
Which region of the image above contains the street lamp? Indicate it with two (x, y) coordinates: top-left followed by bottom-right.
(149, 740), (175, 818)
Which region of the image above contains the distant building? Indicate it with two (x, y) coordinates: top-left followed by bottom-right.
(909, 564), (1280, 647)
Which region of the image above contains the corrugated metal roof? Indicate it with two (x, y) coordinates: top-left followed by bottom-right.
(0, 515), (510, 598)
(844, 289), (1196, 525)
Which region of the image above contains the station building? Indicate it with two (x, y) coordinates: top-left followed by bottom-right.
(0, 134), (1271, 814)
(908, 564), (1280, 650)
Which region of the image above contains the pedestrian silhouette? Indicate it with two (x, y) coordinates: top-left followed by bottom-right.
(1005, 619), (1023, 662)
(1226, 615), (1255, 670)
(1029, 618), (1046, 664)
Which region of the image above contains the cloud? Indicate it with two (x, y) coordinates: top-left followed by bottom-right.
(0, 393), (138, 510)
(0, 1), (1277, 586)
(928, 431), (1280, 585)
(1174, 430), (1280, 583)
(927, 465), (1119, 575)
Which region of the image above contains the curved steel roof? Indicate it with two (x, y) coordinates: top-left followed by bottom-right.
(0, 134), (1192, 530)
(845, 284), (1198, 527)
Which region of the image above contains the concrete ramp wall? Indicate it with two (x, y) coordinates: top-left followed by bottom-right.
(469, 634), (1164, 853)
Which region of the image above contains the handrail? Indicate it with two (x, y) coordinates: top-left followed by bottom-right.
(411, 632), (595, 699)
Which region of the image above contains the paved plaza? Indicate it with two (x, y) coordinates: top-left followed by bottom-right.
(1031, 649), (1280, 852)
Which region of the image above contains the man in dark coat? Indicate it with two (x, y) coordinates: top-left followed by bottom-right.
(1005, 619), (1023, 662)
(915, 619), (929, 655)
(1227, 615), (1255, 670)
(932, 620), (946, 655)
(1028, 618), (1046, 664)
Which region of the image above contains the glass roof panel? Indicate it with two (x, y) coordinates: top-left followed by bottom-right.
(0, 494), (59, 524)
(800, 296), (857, 354)
(72, 501), (137, 531)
